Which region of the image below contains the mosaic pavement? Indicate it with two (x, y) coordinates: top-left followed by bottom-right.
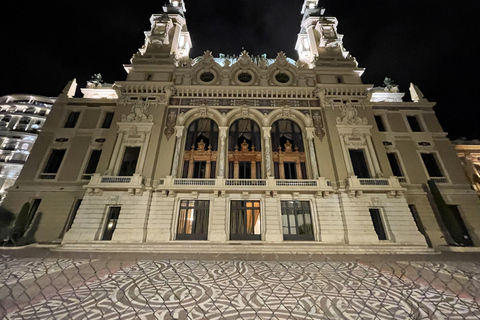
(2, 259), (480, 319)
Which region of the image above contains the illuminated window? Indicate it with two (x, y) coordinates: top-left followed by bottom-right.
(230, 200), (261, 240)
(102, 207), (121, 241)
(176, 200), (210, 240)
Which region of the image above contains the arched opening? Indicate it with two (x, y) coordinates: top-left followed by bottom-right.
(228, 119), (262, 179)
(271, 120), (307, 179)
(182, 119), (219, 178)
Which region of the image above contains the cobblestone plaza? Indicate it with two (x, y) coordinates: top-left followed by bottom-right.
(1, 249), (479, 319)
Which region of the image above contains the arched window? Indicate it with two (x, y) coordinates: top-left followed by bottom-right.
(182, 119), (219, 178)
(228, 119), (262, 179)
(271, 120), (307, 179)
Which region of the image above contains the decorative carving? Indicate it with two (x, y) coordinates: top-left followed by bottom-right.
(123, 126), (146, 143)
(336, 102), (368, 125)
(312, 112), (325, 141)
(150, 15), (173, 46)
(409, 83), (426, 102)
(121, 100), (154, 122)
(240, 106), (250, 118)
(164, 111), (177, 140)
(201, 50), (215, 67)
(281, 106), (291, 119)
(238, 50), (253, 67)
(86, 73), (104, 88)
(382, 77), (400, 93)
(275, 52), (289, 67)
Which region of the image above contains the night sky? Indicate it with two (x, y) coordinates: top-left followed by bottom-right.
(1, 0), (479, 139)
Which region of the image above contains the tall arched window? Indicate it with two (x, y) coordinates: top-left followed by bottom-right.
(271, 120), (307, 179)
(228, 119), (262, 179)
(182, 119), (219, 178)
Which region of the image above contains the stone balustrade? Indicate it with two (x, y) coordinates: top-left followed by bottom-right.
(346, 176), (404, 197)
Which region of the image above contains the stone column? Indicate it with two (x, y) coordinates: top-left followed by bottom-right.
(306, 128), (319, 179)
(170, 126), (184, 177)
(262, 127), (272, 177)
(218, 127), (228, 178)
(366, 134), (382, 177)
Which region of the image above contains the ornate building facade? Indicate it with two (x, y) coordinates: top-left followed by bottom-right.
(3, 0), (479, 253)
(0, 94), (54, 203)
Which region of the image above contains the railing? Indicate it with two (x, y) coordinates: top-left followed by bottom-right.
(276, 180), (317, 187)
(359, 179), (389, 186)
(39, 173), (56, 180)
(101, 177), (132, 184)
(347, 176), (403, 192)
(225, 179), (266, 186)
(174, 179), (215, 186)
(430, 177), (447, 183)
(398, 177), (407, 183)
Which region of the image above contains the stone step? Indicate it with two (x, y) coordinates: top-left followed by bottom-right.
(55, 242), (436, 255)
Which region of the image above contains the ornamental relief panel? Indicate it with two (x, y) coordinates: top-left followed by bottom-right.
(336, 102), (368, 126)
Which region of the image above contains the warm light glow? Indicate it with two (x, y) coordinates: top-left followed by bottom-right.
(108, 222), (114, 229)
(172, 1), (179, 6)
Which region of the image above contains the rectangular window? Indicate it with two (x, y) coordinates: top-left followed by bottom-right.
(369, 208), (387, 240)
(374, 115), (386, 132)
(26, 199), (42, 227)
(102, 207), (121, 241)
(447, 205), (473, 247)
(421, 153), (443, 177)
(64, 112), (80, 128)
(176, 200), (210, 240)
(40, 149), (66, 179)
(387, 153), (403, 177)
(83, 150), (102, 179)
(230, 200), (261, 240)
(407, 115), (422, 132)
(101, 112), (114, 129)
(349, 149), (371, 178)
(118, 147), (140, 176)
(281, 201), (314, 241)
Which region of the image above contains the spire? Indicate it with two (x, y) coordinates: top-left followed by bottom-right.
(134, 0), (192, 61)
(295, 2), (355, 68)
(164, 0), (186, 16)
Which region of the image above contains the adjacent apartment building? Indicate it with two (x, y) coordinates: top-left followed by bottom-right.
(0, 94), (54, 203)
(2, 0), (479, 253)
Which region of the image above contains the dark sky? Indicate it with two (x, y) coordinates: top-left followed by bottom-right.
(1, 0), (479, 139)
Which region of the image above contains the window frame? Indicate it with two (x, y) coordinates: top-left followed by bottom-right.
(229, 200), (262, 241)
(348, 148), (372, 178)
(100, 206), (121, 241)
(175, 200), (210, 241)
(80, 149), (102, 180)
(100, 111), (115, 129)
(281, 200), (315, 241)
(369, 208), (389, 241)
(38, 148), (68, 180)
(64, 111), (81, 128)
(418, 151), (449, 182)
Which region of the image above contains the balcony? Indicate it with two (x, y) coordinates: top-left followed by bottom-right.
(346, 176), (404, 197)
(157, 176), (333, 196)
(85, 173), (145, 195)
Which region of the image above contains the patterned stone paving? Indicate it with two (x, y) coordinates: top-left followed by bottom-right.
(1, 258), (480, 320)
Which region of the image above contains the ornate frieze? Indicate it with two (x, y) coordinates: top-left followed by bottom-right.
(170, 98), (320, 108)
